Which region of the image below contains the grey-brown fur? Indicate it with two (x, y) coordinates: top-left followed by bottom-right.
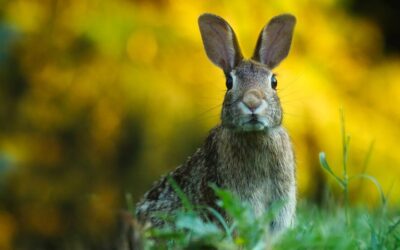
(136, 13), (297, 233)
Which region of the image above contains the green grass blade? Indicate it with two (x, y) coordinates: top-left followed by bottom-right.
(350, 174), (386, 205)
(167, 176), (194, 211)
(361, 140), (375, 174)
(206, 207), (233, 240)
(340, 109), (348, 177)
(319, 152), (344, 188)
(388, 218), (400, 235)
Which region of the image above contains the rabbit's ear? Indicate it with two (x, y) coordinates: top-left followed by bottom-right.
(198, 14), (243, 73)
(252, 14), (296, 69)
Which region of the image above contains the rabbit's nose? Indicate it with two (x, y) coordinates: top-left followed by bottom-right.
(242, 89), (262, 111)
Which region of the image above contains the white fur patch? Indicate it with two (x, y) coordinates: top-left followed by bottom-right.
(238, 102), (252, 115)
(230, 70), (238, 90)
(254, 100), (268, 115)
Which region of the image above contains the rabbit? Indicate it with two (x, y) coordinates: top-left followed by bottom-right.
(136, 13), (297, 233)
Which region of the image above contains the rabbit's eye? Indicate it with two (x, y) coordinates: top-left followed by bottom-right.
(271, 74), (278, 90)
(226, 75), (233, 90)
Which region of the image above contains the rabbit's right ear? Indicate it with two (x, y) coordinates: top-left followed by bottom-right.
(198, 14), (243, 73)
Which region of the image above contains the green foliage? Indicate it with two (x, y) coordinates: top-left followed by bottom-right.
(320, 110), (386, 226)
(141, 183), (282, 250)
(137, 190), (400, 250)
(212, 186), (284, 249)
(274, 204), (400, 250)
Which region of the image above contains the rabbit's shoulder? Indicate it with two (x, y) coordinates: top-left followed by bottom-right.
(135, 127), (222, 217)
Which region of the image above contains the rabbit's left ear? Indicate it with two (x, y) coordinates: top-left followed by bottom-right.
(252, 14), (296, 69)
(198, 14), (243, 74)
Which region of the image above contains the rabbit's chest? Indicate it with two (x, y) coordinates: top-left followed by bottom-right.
(221, 158), (273, 216)
(245, 183), (271, 216)
(228, 176), (274, 217)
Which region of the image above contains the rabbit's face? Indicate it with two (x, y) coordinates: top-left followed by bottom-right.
(198, 13), (295, 132)
(221, 61), (282, 132)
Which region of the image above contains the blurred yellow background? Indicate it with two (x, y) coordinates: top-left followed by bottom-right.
(0, 0), (399, 248)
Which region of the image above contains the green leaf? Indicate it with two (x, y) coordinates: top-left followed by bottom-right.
(175, 212), (220, 237)
(211, 184), (249, 220)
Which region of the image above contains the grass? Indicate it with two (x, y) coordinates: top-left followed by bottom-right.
(133, 112), (400, 249)
(136, 196), (399, 250)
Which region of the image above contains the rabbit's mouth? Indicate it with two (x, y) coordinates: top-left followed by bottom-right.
(239, 115), (268, 132)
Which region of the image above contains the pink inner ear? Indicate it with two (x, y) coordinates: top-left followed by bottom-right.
(198, 14), (243, 72)
(252, 15), (296, 69)
(261, 25), (284, 65)
(208, 22), (231, 69)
